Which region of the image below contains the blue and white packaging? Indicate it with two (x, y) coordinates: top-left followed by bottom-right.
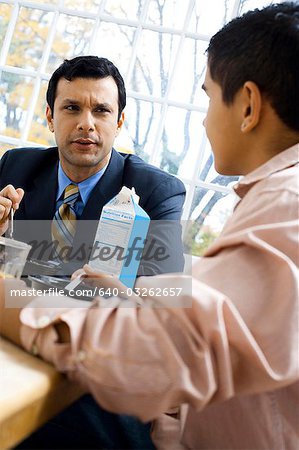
(89, 186), (150, 288)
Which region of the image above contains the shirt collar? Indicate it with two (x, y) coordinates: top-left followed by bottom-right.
(234, 144), (299, 198)
(56, 163), (108, 205)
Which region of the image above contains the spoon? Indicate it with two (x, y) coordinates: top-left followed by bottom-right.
(7, 209), (14, 240)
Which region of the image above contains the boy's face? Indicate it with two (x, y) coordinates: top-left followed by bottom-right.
(202, 67), (244, 175)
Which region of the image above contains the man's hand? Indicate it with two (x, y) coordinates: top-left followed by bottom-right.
(0, 185), (24, 235)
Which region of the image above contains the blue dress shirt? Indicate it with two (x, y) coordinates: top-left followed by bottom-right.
(56, 163), (107, 217)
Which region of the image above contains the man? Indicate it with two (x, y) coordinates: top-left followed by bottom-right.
(0, 56), (185, 276)
(1, 2), (299, 449)
(0, 56), (186, 449)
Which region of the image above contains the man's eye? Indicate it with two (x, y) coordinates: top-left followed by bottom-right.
(95, 107), (110, 113)
(65, 105), (79, 111)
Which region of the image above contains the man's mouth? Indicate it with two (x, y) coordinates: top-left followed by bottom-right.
(72, 138), (97, 146)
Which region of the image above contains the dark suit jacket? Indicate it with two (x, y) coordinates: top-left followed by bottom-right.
(0, 147), (186, 275)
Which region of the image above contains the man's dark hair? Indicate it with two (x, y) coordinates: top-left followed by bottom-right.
(46, 55), (126, 121)
(206, 2), (299, 132)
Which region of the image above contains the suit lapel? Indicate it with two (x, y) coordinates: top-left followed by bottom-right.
(23, 153), (58, 220)
(14, 150), (58, 254)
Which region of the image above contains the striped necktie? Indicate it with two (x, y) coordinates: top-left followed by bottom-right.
(52, 184), (79, 261)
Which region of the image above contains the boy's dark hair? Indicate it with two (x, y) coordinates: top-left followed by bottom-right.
(46, 55), (126, 121)
(206, 2), (299, 132)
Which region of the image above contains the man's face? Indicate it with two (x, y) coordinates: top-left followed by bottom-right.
(46, 76), (124, 182)
(202, 67), (244, 175)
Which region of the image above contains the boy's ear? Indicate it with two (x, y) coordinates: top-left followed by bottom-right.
(240, 81), (262, 133)
(46, 105), (54, 133)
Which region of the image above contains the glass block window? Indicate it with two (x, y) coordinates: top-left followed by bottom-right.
(0, 0), (283, 255)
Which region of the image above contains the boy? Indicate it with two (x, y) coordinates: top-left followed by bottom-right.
(1, 2), (298, 448)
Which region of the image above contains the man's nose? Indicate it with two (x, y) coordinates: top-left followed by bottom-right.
(77, 111), (95, 131)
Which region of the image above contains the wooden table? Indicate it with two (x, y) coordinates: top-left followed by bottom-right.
(0, 337), (84, 449)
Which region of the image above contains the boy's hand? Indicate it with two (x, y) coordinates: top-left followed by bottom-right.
(71, 265), (143, 303)
(72, 264), (126, 292)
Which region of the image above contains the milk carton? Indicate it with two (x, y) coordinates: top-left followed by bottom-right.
(89, 187), (150, 288)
